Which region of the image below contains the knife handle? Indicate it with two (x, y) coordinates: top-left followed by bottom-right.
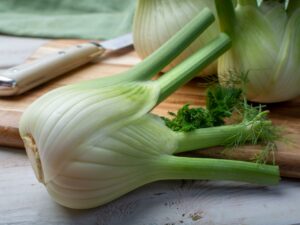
(0, 43), (105, 96)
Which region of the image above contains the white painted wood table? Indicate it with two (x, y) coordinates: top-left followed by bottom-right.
(1, 147), (300, 225)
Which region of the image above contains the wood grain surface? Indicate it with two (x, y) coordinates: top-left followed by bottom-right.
(0, 40), (299, 178)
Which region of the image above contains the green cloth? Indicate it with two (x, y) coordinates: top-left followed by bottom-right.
(0, 0), (136, 40)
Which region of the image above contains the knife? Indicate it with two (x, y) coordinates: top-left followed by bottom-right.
(0, 33), (133, 96)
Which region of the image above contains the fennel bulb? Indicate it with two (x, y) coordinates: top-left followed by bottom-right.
(133, 0), (219, 76)
(20, 9), (279, 209)
(215, 0), (300, 103)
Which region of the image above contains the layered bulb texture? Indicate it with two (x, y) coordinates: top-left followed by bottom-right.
(215, 0), (300, 103)
(20, 9), (279, 209)
(20, 82), (173, 209)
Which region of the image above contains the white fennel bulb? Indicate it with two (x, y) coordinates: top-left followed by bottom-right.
(19, 10), (279, 209)
(215, 0), (300, 103)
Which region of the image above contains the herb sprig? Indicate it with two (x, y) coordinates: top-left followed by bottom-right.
(163, 77), (280, 164)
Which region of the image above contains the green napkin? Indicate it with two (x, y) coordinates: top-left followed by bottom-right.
(0, 0), (136, 40)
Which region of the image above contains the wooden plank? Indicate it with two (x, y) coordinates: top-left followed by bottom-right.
(0, 110), (23, 148)
(0, 40), (299, 179)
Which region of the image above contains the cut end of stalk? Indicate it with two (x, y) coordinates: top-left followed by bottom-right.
(22, 135), (45, 184)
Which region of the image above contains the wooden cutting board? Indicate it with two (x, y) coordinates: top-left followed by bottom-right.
(0, 40), (299, 178)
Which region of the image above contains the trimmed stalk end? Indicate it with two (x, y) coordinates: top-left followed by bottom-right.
(22, 135), (45, 184)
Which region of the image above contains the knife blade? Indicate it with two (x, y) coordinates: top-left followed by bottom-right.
(0, 33), (133, 96)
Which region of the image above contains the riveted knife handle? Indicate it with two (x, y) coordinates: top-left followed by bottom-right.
(0, 43), (104, 96)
